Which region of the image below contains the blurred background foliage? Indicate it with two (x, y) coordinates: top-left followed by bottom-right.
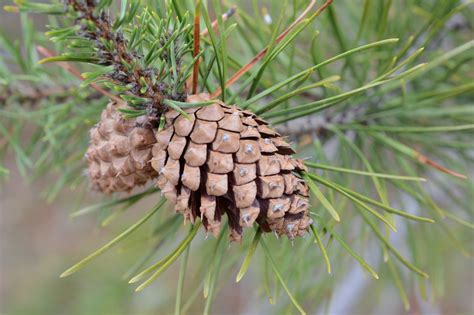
(0, 0), (473, 314)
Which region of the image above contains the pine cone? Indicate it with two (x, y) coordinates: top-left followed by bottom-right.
(86, 102), (158, 193)
(151, 94), (311, 241)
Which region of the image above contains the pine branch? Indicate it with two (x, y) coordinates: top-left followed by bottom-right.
(36, 46), (123, 103)
(23, 0), (194, 121)
(1, 1), (473, 313)
(0, 83), (90, 106)
(68, 1), (185, 109)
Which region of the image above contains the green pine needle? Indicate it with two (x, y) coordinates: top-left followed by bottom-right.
(133, 222), (201, 292)
(236, 228), (262, 282)
(309, 224), (332, 274)
(304, 173), (341, 222)
(60, 199), (166, 278)
(260, 238), (307, 315)
(305, 162), (426, 182)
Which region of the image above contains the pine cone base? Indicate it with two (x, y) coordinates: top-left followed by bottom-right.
(152, 94), (311, 240)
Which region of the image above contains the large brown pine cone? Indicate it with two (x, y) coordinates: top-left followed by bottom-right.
(151, 94), (311, 241)
(86, 102), (158, 193)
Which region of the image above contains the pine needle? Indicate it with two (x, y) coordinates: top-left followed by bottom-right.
(310, 224), (332, 274)
(60, 199), (166, 278)
(133, 222), (201, 291)
(260, 238), (307, 315)
(236, 228), (262, 282)
(306, 162), (426, 181)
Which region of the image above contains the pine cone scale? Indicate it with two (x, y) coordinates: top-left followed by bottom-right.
(190, 120), (218, 144)
(183, 141), (207, 166)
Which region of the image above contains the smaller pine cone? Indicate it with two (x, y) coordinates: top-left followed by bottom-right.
(86, 102), (158, 193)
(151, 93), (311, 241)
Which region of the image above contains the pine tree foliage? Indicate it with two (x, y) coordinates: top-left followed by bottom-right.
(1, 0), (473, 313)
